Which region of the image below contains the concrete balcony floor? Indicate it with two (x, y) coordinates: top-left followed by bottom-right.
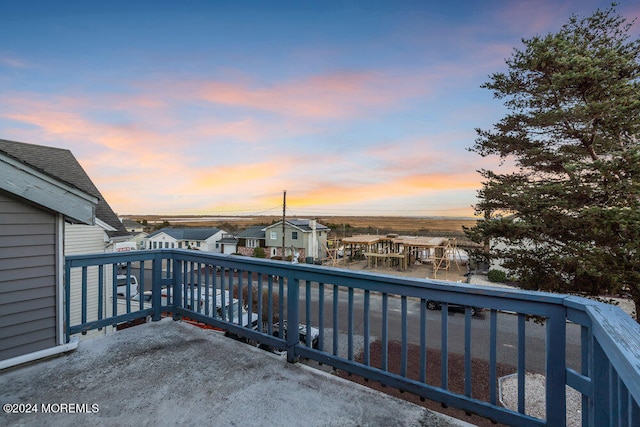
(1, 319), (471, 426)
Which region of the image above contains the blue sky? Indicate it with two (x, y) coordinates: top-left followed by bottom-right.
(1, 1), (638, 217)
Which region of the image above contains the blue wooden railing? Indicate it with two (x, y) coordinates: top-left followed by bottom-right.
(65, 249), (640, 427)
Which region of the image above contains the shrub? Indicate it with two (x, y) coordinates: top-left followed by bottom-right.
(253, 247), (266, 258)
(234, 283), (280, 323)
(488, 269), (507, 283)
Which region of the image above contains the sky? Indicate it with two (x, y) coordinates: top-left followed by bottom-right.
(1, 1), (638, 218)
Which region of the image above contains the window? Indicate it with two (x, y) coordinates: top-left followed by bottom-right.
(165, 242), (169, 248)
(247, 239), (257, 248)
(153, 241), (157, 249)
(171, 242), (175, 248)
(216, 243), (219, 249)
(270, 231), (277, 240)
(292, 231), (298, 240)
(197, 242), (201, 247)
(178, 242), (182, 248)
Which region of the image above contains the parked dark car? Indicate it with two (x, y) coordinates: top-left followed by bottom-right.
(426, 300), (482, 316)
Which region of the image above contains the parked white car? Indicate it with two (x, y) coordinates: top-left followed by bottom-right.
(115, 290), (152, 314)
(163, 285), (259, 329)
(115, 274), (139, 297)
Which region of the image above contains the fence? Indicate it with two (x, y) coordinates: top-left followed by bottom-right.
(65, 249), (640, 426)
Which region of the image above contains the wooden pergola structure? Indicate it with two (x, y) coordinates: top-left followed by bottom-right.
(341, 234), (462, 278)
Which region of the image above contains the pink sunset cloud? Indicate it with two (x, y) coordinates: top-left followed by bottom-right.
(180, 70), (431, 120)
(0, 55), (30, 69)
(496, 0), (628, 38)
(190, 160), (289, 191)
(497, 1), (575, 35)
(624, 6), (640, 36)
(2, 106), (183, 165)
(0, 91), (237, 163)
(285, 170), (481, 209)
(363, 133), (481, 178)
(0, 77), (490, 217)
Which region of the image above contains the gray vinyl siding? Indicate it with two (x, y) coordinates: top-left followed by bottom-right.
(0, 191), (57, 361)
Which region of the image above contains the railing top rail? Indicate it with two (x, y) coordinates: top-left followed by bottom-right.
(66, 249), (592, 307)
(65, 250), (159, 265)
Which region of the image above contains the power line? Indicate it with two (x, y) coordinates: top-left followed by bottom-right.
(198, 193), (473, 217)
(200, 206), (471, 216)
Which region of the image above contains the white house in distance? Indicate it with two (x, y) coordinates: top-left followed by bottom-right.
(264, 219), (330, 261)
(121, 218), (144, 233)
(119, 218), (147, 250)
(146, 227), (226, 253)
(218, 234), (239, 255)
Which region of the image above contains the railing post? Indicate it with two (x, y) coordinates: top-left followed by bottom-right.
(592, 338), (610, 426)
(151, 251), (162, 321)
(286, 273), (300, 363)
(546, 306), (567, 426)
(172, 254), (182, 321)
(64, 259), (71, 343)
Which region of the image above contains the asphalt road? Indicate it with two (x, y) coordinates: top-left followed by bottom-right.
(296, 283), (582, 375)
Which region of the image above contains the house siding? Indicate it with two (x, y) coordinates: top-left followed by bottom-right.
(236, 246), (268, 257)
(204, 231), (224, 252)
(65, 224), (112, 340)
(146, 233), (177, 250)
(0, 191), (57, 361)
(264, 223), (328, 259)
(146, 230), (225, 252)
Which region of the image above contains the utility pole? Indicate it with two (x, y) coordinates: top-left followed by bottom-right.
(281, 190), (286, 260)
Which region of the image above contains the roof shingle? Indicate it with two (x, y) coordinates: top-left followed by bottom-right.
(0, 138), (129, 237)
(146, 227), (222, 240)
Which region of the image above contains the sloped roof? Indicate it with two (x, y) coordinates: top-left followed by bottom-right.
(0, 138), (129, 238)
(219, 236), (238, 244)
(147, 227), (222, 240)
(237, 225), (265, 239)
(289, 219), (330, 231)
(121, 218), (143, 229)
(265, 219), (330, 232)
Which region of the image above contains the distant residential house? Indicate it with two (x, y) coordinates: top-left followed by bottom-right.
(146, 227), (225, 253)
(119, 218), (147, 250)
(0, 138), (129, 367)
(236, 226), (267, 257)
(121, 218), (144, 233)
(218, 234), (239, 255)
(264, 219), (330, 261)
(129, 231), (148, 250)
